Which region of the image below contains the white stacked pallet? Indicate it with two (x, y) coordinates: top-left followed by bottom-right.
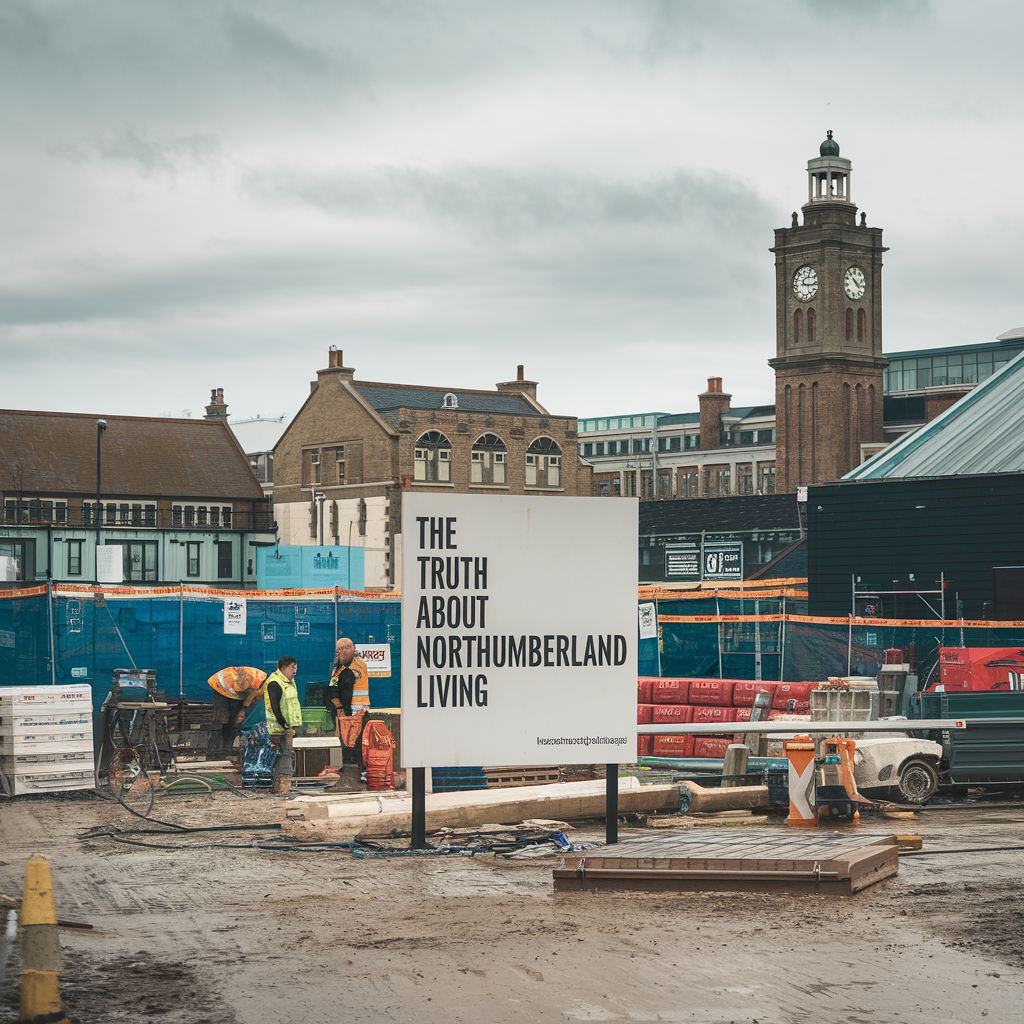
(0, 685), (95, 796)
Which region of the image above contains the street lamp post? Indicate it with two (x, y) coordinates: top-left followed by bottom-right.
(96, 420), (107, 559)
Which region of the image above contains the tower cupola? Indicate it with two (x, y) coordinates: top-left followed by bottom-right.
(806, 130), (852, 205)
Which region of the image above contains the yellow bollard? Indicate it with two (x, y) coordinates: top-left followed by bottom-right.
(19, 855), (69, 1024)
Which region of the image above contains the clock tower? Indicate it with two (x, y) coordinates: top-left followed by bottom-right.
(768, 132), (888, 492)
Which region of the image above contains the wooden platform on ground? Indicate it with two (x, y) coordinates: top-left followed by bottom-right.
(553, 828), (899, 895)
(485, 765), (561, 788)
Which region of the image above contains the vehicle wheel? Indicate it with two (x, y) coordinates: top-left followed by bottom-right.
(897, 758), (939, 803)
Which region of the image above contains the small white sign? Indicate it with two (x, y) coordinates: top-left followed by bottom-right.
(71, 667), (88, 678)
(96, 545), (123, 583)
(358, 643), (392, 677)
(401, 494), (638, 768)
(0, 629), (14, 649)
(224, 597), (247, 635)
(0, 555), (16, 581)
(797, 486), (808, 503)
(638, 602), (658, 640)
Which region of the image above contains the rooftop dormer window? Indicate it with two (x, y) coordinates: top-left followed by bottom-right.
(442, 393), (459, 409)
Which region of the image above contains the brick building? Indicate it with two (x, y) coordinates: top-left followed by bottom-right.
(0, 409), (273, 585)
(272, 349), (593, 589)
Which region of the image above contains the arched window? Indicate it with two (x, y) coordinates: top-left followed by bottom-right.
(857, 308), (866, 343)
(845, 308), (853, 341)
(807, 308), (816, 343)
(471, 433), (507, 485)
(526, 437), (561, 488)
(414, 431), (451, 482)
(793, 309), (803, 343)
(442, 393), (459, 409)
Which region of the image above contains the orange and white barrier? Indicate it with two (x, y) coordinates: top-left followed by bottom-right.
(784, 736), (816, 828)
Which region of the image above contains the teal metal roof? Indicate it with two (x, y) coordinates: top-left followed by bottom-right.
(885, 337), (1024, 360)
(844, 349), (1024, 480)
(656, 412), (699, 426)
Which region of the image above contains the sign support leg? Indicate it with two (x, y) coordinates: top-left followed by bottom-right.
(411, 767), (426, 849)
(605, 765), (618, 845)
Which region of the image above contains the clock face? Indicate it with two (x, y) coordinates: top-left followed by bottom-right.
(792, 265), (818, 301)
(844, 266), (866, 300)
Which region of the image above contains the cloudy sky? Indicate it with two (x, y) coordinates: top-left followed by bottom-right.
(3, 1), (1023, 425)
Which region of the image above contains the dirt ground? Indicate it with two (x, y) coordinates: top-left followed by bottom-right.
(2, 787), (1024, 1024)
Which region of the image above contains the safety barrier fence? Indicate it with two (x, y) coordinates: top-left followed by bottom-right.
(4, 583), (1024, 717)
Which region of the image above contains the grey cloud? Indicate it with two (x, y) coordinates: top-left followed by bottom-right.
(245, 162), (773, 240)
(51, 128), (224, 177)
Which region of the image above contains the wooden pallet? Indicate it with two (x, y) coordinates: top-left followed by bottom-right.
(485, 765), (561, 789)
(553, 828), (899, 895)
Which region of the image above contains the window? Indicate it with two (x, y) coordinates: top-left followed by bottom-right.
(857, 308), (866, 344)
(808, 308), (816, 343)
(4, 500), (16, 524)
(0, 540), (34, 581)
(632, 438), (651, 454)
(794, 308), (802, 343)
(184, 505), (195, 526)
(209, 507), (220, 527)
(756, 429), (774, 444)
(624, 472), (637, 497)
(120, 541), (158, 582)
(222, 507), (232, 528)
(67, 540), (82, 577)
(105, 503), (116, 525)
(336, 446), (345, 485)
(658, 436), (681, 453)
(131, 504), (142, 526)
(686, 434), (699, 450)
(414, 431), (452, 482)
(704, 466), (731, 496)
(739, 431), (754, 446)
(311, 450), (321, 485)
(187, 542), (201, 577)
(525, 437), (562, 487)
(612, 477), (621, 496)
(250, 452), (273, 484)
(678, 468), (698, 498)
(598, 480), (610, 496)
(144, 504), (156, 526)
(582, 443), (593, 457)
(197, 506), (208, 526)
(442, 393), (459, 409)
(172, 505), (183, 526)
(471, 433), (507, 485)
(657, 469), (671, 497)
(759, 463), (776, 494)
(846, 308), (853, 341)
(736, 464), (754, 495)
(640, 471), (653, 500)
(217, 541), (233, 579)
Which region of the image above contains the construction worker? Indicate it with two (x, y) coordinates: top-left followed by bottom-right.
(207, 666), (267, 754)
(264, 656), (303, 743)
(326, 637), (370, 780)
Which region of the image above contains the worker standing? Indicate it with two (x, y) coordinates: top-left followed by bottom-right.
(264, 656), (304, 744)
(326, 637), (370, 781)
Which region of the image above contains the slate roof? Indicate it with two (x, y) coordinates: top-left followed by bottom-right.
(0, 410), (264, 500)
(639, 494), (801, 538)
(844, 348), (1024, 480)
(353, 382), (542, 426)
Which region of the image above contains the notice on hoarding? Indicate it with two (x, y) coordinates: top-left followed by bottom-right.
(96, 545), (123, 584)
(358, 643), (392, 677)
(401, 494), (638, 768)
(665, 543), (700, 579)
(224, 597), (247, 635)
(638, 602), (658, 640)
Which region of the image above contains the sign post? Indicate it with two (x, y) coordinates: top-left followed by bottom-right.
(402, 494), (637, 847)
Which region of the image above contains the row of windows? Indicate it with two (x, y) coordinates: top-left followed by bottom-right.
(884, 350), (1020, 393)
(413, 433), (563, 488)
(1, 538), (234, 581)
(598, 464), (776, 499)
(3, 500), (236, 528)
(579, 414), (661, 432)
(582, 429), (771, 459)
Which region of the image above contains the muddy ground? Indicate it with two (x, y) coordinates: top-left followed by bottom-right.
(2, 787), (1024, 1024)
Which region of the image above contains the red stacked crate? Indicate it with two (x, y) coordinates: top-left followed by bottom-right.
(652, 678), (690, 704)
(732, 681), (779, 706)
(687, 679), (735, 706)
(652, 734), (695, 758)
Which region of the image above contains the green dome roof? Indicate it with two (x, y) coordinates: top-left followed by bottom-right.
(820, 130), (840, 157)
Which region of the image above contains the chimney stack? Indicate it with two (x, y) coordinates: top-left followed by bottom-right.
(204, 388), (229, 420)
(318, 346), (355, 383)
(698, 377), (731, 451)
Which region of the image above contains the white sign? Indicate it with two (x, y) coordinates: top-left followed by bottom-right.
(71, 667), (88, 678)
(0, 629), (14, 649)
(638, 602), (658, 640)
(0, 555), (15, 582)
(224, 597), (247, 635)
(358, 643), (392, 677)
(401, 494), (638, 768)
(96, 545), (123, 584)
